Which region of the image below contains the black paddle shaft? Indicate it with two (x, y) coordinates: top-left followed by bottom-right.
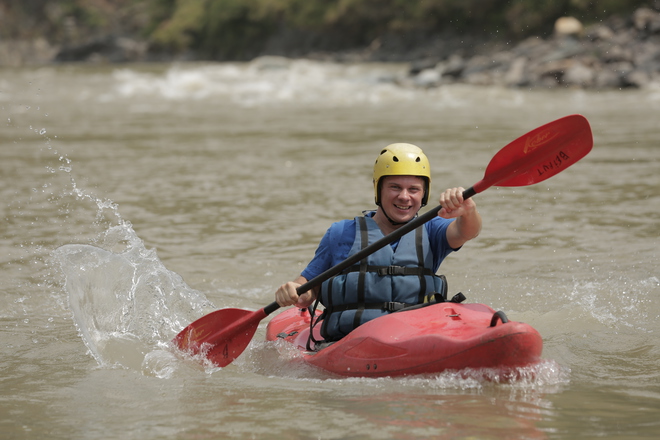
(263, 187), (477, 316)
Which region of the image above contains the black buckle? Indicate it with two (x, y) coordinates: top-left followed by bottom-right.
(384, 302), (407, 312)
(377, 266), (406, 276)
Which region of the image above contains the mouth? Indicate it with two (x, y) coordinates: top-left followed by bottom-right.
(394, 204), (412, 211)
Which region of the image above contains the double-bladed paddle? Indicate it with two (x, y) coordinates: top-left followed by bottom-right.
(172, 114), (593, 367)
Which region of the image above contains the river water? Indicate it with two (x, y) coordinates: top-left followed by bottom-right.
(1, 58), (659, 439)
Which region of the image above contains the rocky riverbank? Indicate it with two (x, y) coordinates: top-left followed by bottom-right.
(399, 8), (660, 89)
(1, 7), (659, 90)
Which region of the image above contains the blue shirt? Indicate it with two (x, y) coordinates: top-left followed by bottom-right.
(301, 212), (457, 281)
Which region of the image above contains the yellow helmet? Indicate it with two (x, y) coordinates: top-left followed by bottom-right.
(373, 143), (431, 206)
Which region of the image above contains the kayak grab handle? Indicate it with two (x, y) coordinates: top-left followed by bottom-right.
(490, 311), (509, 327)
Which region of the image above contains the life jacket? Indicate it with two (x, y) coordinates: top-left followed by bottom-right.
(319, 214), (446, 341)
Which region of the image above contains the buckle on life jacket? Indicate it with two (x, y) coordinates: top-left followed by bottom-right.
(377, 266), (407, 276)
(384, 301), (409, 312)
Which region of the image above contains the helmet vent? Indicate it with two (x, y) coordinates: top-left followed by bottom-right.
(415, 157), (421, 162)
(392, 156), (399, 162)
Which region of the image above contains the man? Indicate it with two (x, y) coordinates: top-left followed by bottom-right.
(275, 143), (482, 341)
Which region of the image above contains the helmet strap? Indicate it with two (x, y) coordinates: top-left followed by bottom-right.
(380, 205), (418, 226)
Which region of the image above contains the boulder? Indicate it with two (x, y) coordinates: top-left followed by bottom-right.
(633, 8), (660, 34)
(563, 61), (596, 87)
(555, 17), (584, 37)
(504, 57), (528, 87)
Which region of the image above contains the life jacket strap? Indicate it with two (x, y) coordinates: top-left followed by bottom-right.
(325, 301), (416, 314)
(340, 264), (435, 277)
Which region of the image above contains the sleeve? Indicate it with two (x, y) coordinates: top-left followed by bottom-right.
(301, 219), (355, 281)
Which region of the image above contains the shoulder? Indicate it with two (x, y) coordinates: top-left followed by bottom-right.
(318, 218), (357, 248)
(326, 218), (356, 236)
(306, 218), (357, 274)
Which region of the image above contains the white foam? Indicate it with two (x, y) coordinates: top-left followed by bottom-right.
(110, 58), (413, 106)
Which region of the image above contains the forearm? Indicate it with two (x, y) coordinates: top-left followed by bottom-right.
(445, 200), (482, 249)
(455, 206), (482, 241)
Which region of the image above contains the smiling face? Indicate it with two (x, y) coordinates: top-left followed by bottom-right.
(375, 175), (426, 225)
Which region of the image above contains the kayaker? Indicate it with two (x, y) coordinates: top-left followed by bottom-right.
(275, 143), (482, 342)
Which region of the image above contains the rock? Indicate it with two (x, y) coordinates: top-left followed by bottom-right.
(251, 55), (292, 70)
(633, 8), (660, 34)
(622, 69), (651, 87)
(594, 61), (637, 88)
(555, 17), (584, 37)
(594, 67), (624, 88)
(115, 37), (148, 60)
(54, 35), (148, 63)
(586, 24), (615, 41)
(599, 43), (634, 63)
(413, 68), (441, 88)
(441, 54), (465, 78)
(409, 58), (439, 75)
(512, 37), (548, 59)
(534, 59), (573, 84)
(462, 55), (495, 76)
(504, 57), (528, 87)
(563, 61), (595, 87)
(540, 37), (587, 63)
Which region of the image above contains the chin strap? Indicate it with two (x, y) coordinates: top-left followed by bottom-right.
(383, 210), (408, 226)
(380, 205), (421, 226)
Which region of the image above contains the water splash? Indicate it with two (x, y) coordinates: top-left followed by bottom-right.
(49, 150), (218, 375)
(231, 337), (570, 392)
(54, 239), (217, 373)
(566, 275), (658, 333)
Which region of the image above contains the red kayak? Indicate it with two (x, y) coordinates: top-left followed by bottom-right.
(265, 302), (543, 378)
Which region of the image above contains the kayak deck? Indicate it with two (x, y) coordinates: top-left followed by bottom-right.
(266, 302), (543, 377)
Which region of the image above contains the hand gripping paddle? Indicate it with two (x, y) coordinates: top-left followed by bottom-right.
(172, 114), (593, 367)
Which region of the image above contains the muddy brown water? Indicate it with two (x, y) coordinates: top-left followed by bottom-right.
(1, 61), (659, 439)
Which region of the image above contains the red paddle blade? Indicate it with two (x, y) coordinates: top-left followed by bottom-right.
(172, 307), (266, 367)
(475, 114), (593, 192)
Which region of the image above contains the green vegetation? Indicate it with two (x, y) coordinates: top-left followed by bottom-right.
(0, 0), (652, 60)
(146, 0), (656, 58)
